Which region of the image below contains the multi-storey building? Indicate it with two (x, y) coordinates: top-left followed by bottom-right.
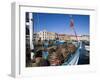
(47, 32), (57, 40)
(80, 35), (89, 41)
(70, 35), (89, 41)
(58, 34), (70, 41)
(33, 30), (58, 41)
(37, 29), (48, 40)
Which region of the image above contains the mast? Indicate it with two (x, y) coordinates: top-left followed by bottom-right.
(29, 12), (34, 50)
(70, 15), (78, 42)
(29, 13), (34, 60)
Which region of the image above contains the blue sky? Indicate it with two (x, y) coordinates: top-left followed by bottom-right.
(33, 13), (89, 35)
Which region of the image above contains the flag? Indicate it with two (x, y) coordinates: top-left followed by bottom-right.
(70, 18), (74, 28)
(69, 16), (78, 41)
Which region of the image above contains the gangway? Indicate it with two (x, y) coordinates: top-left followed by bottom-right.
(62, 42), (81, 65)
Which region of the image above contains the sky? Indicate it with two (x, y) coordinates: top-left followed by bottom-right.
(32, 12), (90, 35)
